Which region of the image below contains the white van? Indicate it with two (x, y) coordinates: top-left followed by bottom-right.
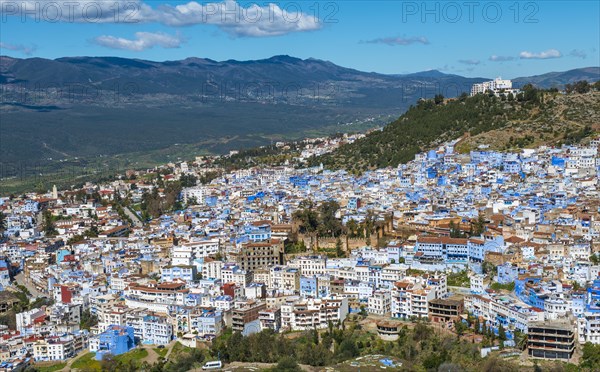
(202, 361), (222, 370)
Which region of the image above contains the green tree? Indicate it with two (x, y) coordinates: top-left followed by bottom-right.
(335, 237), (344, 257)
(293, 200), (319, 235)
(472, 215), (486, 236)
(449, 220), (465, 238)
(573, 80), (591, 94)
(454, 320), (468, 336)
(0, 212), (5, 235)
(346, 218), (359, 238)
(273, 356), (302, 372)
(498, 323), (506, 341)
(581, 342), (600, 369)
(317, 201), (344, 237)
(42, 210), (58, 237)
(80, 309), (99, 331)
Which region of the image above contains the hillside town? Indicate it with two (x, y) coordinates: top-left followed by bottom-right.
(0, 133), (599, 370)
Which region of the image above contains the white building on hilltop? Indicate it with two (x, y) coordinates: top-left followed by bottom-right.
(471, 77), (520, 97)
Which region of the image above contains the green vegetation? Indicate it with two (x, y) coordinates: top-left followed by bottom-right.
(490, 282), (516, 291)
(80, 309), (99, 331)
(0, 212), (6, 235)
(71, 352), (102, 371)
(447, 270), (470, 287)
(140, 182), (182, 220)
(30, 362), (67, 372)
(314, 93), (512, 172)
(272, 356), (302, 372)
(22, 322), (587, 371)
(284, 239), (308, 254)
(482, 261), (497, 276)
(313, 89), (599, 173)
(209, 322), (505, 370)
(565, 80), (594, 94)
(113, 348), (148, 364)
(581, 342), (600, 370)
(214, 143), (304, 171)
(293, 200), (344, 238)
(42, 210), (58, 237)
(153, 347), (169, 358)
(67, 225), (100, 244)
(0, 102), (391, 194)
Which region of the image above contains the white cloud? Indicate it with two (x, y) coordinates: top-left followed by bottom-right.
(362, 36), (429, 46)
(93, 32), (184, 51)
(458, 59), (480, 65)
(519, 49), (562, 59)
(0, 0), (321, 37)
(569, 49), (587, 59)
(0, 41), (37, 55)
(489, 55), (514, 62)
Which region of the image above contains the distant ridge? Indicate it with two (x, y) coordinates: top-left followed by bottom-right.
(0, 54), (598, 174)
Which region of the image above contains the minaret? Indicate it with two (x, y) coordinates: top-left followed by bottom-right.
(52, 185), (58, 199)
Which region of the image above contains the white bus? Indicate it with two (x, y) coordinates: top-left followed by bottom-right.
(202, 361), (222, 370)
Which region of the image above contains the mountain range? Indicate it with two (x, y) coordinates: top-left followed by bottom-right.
(0, 54), (598, 191)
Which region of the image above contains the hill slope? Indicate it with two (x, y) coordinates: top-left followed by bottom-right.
(0, 55), (489, 166)
(0, 55), (597, 167)
(513, 67), (600, 88)
(313, 90), (600, 173)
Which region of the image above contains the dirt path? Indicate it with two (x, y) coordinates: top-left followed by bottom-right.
(59, 349), (89, 371)
(202, 362), (317, 371)
(141, 345), (161, 365)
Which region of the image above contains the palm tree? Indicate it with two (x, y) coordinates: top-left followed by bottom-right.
(515, 331), (528, 350)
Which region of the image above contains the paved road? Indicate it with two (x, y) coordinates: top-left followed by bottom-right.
(13, 271), (46, 298)
(124, 206), (144, 228)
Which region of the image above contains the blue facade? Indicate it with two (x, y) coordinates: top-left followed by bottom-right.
(245, 223), (271, 242)
(497, 264), (519, 284)
(94, 325), (136, 360)
(503, 161), (521, 173)
(161, 266), (196, 282)
(551, 156), (565, 167)
(300, 276), (318, 297)
(56, 249), (71, 264)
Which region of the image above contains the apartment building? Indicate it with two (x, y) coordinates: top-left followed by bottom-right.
(391, 281), (436, 319)
(259, 308), (281, 332)
(124, 281), (188, 313)
(232, 239), (284, 271)
(269, 266), (300, 293)
(368, 291), (392, 315)
(465, 293), (544, 333)
(527, 321), (576, 360)
(140, 314), (173, 345)
(288, 255), (328, 276)
(33, 333), (87, 362)
(221, 264), (252, 287)
(428, 297), (464, 324)
(231, 300), (267, 334)
(280, 296), (348, 331)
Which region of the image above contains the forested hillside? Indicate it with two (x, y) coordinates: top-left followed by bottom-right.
(313, 83), (600, 173)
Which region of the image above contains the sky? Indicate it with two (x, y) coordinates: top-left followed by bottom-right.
(0, 0), (598, 78)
